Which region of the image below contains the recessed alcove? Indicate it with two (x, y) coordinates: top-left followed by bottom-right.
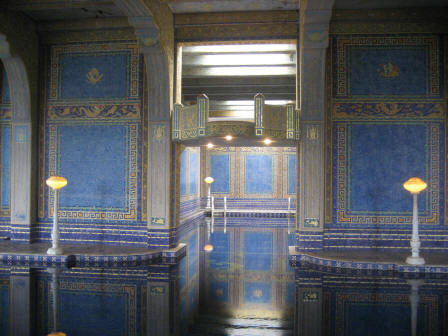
(174, 41), (299, 147)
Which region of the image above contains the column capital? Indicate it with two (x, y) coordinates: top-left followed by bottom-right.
(302, 23), (330, 49)
(128, 16), (162, 53)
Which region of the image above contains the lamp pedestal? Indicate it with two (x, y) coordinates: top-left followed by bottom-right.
(47, 189), (64, 255)
(47, 189), (63, 255)
(204, 177), (214, 210)
(206, 184), (211, 210)
(406, 193), (425, 265)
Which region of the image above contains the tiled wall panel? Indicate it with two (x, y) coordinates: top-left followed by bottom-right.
(37, 41), (146, 246)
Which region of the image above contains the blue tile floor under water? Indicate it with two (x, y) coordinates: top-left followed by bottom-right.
(0, 225), (447, 335)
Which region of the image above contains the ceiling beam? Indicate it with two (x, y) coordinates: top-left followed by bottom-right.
(0, 0), (115, 11)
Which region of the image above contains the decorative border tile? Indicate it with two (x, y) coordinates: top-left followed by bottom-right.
(289, 252), (448, 274)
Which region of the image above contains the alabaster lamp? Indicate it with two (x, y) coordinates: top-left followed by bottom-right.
(403, 177), (427, 265)
(204, 176), (214, 210)
(46, 176), (67, 255)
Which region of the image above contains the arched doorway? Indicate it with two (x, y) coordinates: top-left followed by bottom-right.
(0, 33), (32, 241)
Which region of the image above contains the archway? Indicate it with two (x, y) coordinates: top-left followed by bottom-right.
(0, 33), (32, 241)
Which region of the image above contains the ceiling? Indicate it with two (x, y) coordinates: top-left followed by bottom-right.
(0, 0), (123, 21)
(1, 0), (447, 21)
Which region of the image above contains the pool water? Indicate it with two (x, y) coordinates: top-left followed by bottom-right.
(1, 222), (447, 335)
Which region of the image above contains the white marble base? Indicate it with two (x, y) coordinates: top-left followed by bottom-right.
(406, 256), (425, 265)
(46, 247), (63, 255)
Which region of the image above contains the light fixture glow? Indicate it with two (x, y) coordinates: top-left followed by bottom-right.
(183, 44), (296, 53)
(204, 177), (214, 184)
(225, 135), (233, 141)
(184, 66), (294, 77)
(264, 138), (272, 145)
(184, 53), (294, 66)
(403, 177), (427, 194)
(46, 176), (68, 190)
(207, 142), (214, 148)
(204, 244), (214, 252)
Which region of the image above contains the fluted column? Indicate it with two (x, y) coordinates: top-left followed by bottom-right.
(118, 0), (175, 249)
(296, 0), (334, 251)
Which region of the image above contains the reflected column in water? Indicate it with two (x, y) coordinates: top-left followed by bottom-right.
(297, 285), (322, 336)
(147, 266), (179, 336)
(10, 267), (34, 336)
(408, 279), (424, 336)
(47, 267), (61, 335)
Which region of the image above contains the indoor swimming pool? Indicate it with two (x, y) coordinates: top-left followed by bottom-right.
(0, 219), (447, 335)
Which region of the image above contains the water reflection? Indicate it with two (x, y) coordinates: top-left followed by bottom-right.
(0, 219), (447, 335)
(197, 218), (294, 335)
(295, 265), (448, 336)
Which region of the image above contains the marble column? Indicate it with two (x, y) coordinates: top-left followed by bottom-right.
(296, 0), (334, 251)
(133, 18), (174, 249)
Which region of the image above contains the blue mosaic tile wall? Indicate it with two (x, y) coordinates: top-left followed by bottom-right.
(328, 34), (446, 250)
(37, 41), (146, 246)
(0, 63), (11, 237)
(179, 147), (201, 221)
(206, 147), (296, 209)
